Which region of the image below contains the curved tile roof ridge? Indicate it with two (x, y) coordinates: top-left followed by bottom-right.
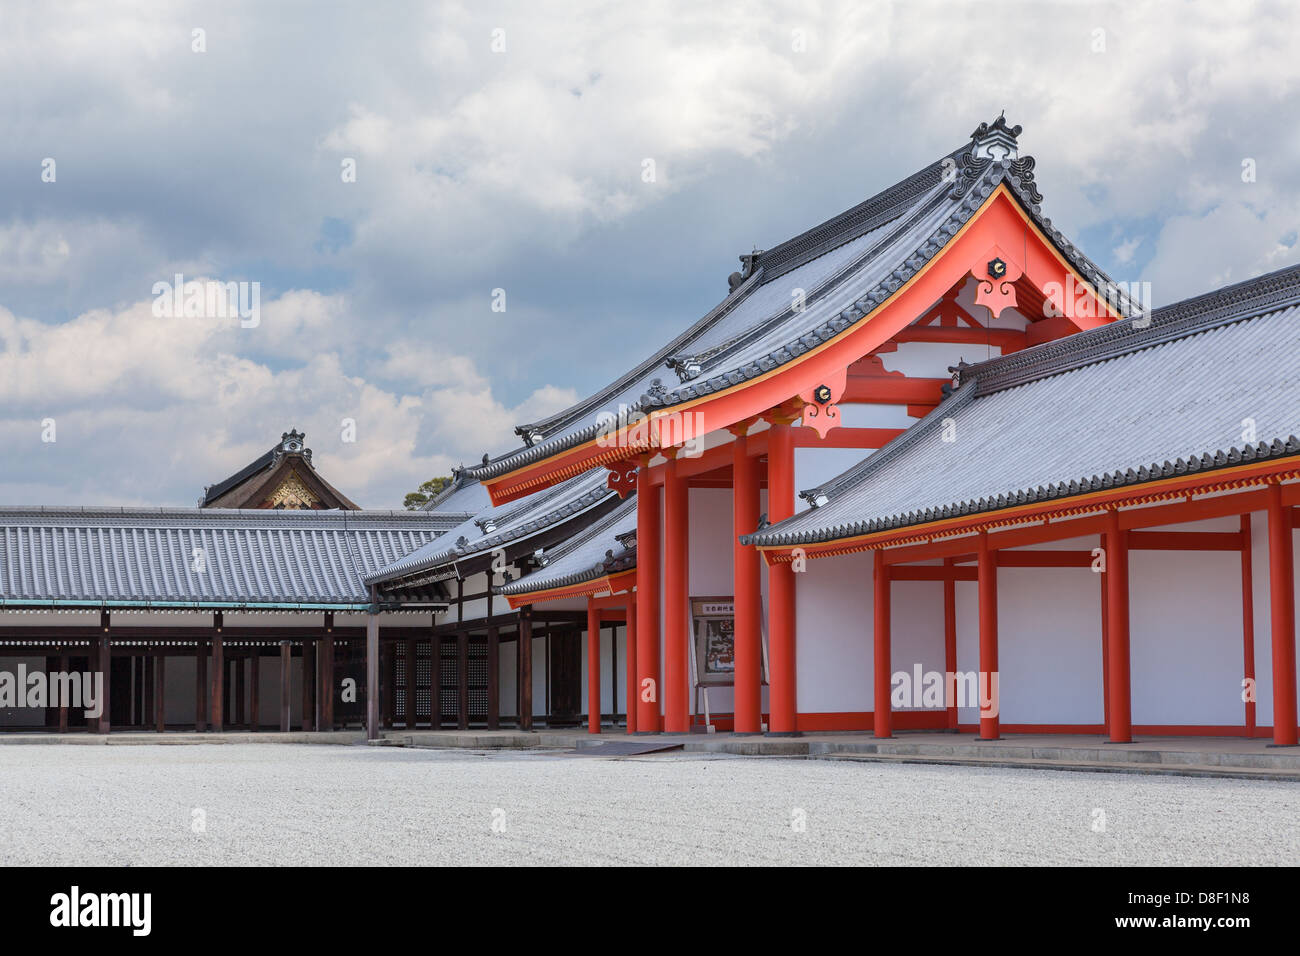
(963, 261), (1300, 395)
(496, 496), (638, 597)
(467, 139), (1140, 486)
(364, 471), (615, 585)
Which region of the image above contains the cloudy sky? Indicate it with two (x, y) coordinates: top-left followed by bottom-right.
(2, 0), (1297, 508)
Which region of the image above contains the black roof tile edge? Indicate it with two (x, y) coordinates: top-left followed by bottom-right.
(743, 435), (1300, 549)
(495, 497), (638, 596)
(364, 475), (618, 586)
(964, 262), (1300, 395)
(466, 149), (1139, 484)
(0, 507), (461, 529)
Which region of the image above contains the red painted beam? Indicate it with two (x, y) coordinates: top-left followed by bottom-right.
(842, 377), (947, 405)
(892, 326), (1027, 350)
(890, 565), (978, 580)
(1127, 530), (1243, 551)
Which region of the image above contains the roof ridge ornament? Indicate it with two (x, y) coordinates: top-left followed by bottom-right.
(728, 246), (764, 292)
(969, 111), (1021, 161)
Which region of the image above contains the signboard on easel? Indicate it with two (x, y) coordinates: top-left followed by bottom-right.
(688, 595), (769, 731)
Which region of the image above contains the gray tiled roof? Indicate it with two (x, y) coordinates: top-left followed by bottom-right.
(743, 264), (1300, 548)
(467, 118), (1140, 485)
(0, 508), (455, 608)
(366, 469), (616, 586)
(496, 496), (637, 598)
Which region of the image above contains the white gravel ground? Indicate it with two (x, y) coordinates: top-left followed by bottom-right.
(0, 744), (1295, 866)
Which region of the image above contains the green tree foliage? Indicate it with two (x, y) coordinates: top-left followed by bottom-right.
(404, 476), (452, 511)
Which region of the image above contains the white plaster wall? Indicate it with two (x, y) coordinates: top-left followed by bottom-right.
(1130, 549), (1242, 725)
(891, 581), (946, 712)
(794, 551), (872, 714)
(997, 567), (1101, 725)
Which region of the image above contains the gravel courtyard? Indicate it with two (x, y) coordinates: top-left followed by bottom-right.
(0, 744), (1295, 866)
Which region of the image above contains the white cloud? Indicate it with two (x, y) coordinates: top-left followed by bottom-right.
(0, 289), (575, 507)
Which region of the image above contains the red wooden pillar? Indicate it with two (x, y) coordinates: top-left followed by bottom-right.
(1240, 514), (1257, 736)
(625, 595), (638, 733)
(942, 557), (958, 730)
(635, 455), (662, 732)
(1099, 532), (1110, 737)
(731, 424), (763, 733)
(873, 549), (892, 739)
(587, 596), (601, 734)
(766, 418), (798, 734)
(1267, 484), (1298, 746)
(977, 533), (1000, 741)
(210, 613), (224, 733)
(663, 451), (689, 733)
(1104, 511), (1133, 743)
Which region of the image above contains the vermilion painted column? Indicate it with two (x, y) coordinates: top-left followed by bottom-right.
(587, 597), (601, 734)
(732, 425), (763, 734)
(635, 456), (662, 732)
(943, 557), (958, 731)
(625, 595), (638, 733)
(977, 534), (1000, 741)
(1267, 484), (1298, 746)
(873, 549), (892, 739)
(1239, 514), (1257, 736)
(766, 417), (798, 734)
(1104, 511), (1133, 743)
(663, 452), (690, 733)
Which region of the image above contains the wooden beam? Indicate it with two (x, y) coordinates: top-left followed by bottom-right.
(302, 637), (316, 732)
(210, 613), (224, 733)
(487, 626), (500, 730)
(280, 640), (291, 732)
(519, 608), (533, 731)
(154, 651), (165, 732)
(249, 651), (259, 731)
(195, 636), (207, 731)
(366, 614), (379, 741)
(97, 610), (110, 735)
(57, 653), (68, 733)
